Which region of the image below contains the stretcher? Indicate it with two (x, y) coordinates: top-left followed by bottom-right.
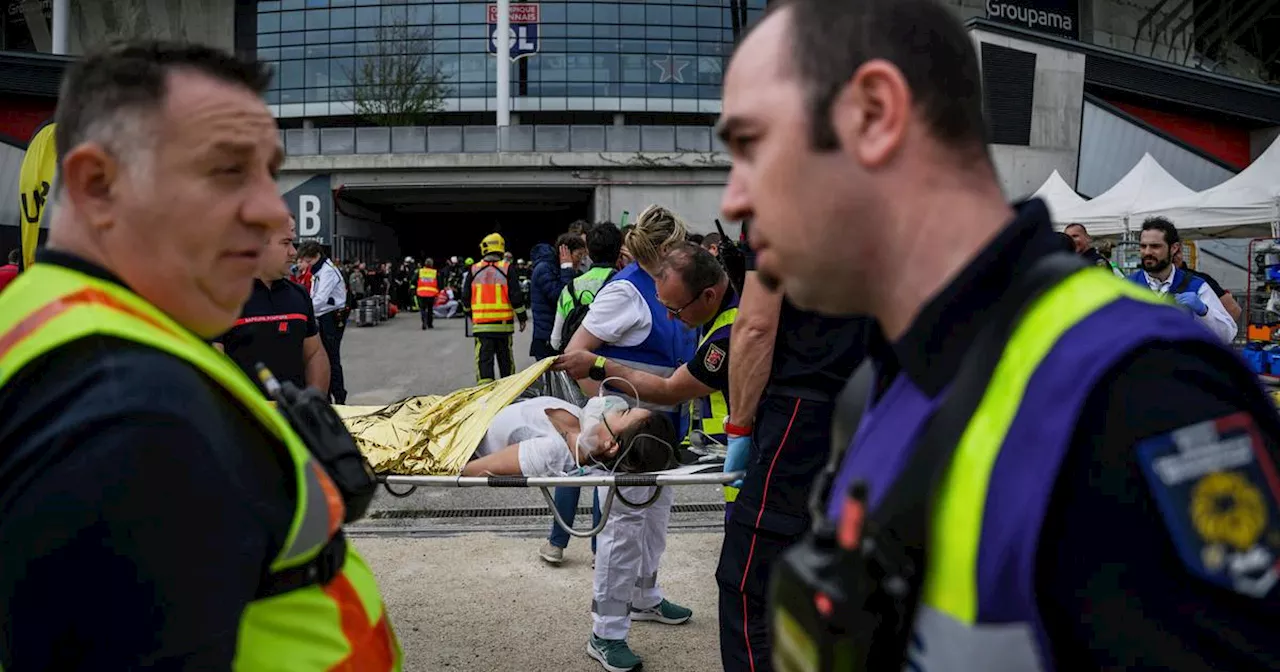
(335, 359), (742, 537)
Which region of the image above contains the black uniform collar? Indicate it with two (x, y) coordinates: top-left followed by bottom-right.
(36, 249), (129, 288)
(876, 198), (1062, 397)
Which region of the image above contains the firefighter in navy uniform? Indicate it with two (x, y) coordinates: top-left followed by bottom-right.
(720, 1), (1280, 669)
(0, 40), (399, 670)
(716, 219), (870, 672)
(463, 233), (528, 383)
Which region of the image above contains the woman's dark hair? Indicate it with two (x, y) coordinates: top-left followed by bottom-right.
(611, 412), (677, 473)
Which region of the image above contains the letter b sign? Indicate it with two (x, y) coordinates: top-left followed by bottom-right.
(298, 195), (322, 236)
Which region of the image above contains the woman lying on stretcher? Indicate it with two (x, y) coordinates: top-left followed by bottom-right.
(462, 395), (677, 477)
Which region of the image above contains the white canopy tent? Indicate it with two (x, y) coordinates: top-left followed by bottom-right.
(1055, 153), (1196, 236)
(1030, 170), (1088, 226)
(1132, 136), (1280, 238)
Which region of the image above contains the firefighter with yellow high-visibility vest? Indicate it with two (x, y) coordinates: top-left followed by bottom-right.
(463, 233), (528, 383)
(0, 40), (400, 670)
(416, 257), (440, 330)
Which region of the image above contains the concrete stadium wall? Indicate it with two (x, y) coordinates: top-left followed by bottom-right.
(972, 28), (1087, 200)
(68, 0), (235, 53)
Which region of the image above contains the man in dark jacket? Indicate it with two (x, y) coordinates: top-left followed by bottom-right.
(528, 233), (586, 359)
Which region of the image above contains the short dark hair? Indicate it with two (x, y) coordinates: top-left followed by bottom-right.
(567, 219), (590, 236)
(1064, 223), (1088, 236)
(1141, 217), (1180, 246)
(424, 257), (434, 267)
(687, 233), (705, 245)
(661, 242), (726, 295)
(612, 412), (678, 473)
(1055, 232), (1076, 253)
(55, 40), (273, 163)
(701, 232), (723, 248)
(555, 232), (586, 252)
(7, 249), (18, 265)
(587, 222), (623, 266)
(297, 241), (324, 259)
(769, 0), (986, 154)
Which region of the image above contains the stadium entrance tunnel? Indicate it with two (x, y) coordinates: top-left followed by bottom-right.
(336, 186), (595, 265)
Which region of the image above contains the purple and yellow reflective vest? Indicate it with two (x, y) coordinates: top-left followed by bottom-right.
(826, 266), (1222, 671)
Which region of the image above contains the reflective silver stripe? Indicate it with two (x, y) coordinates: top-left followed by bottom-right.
(606, 357), (679, 412)
(634, 572), (657, 589)
(907, 606), (1044, 672)
(591, 599), (633, 617)
(279, 459), (334, 565)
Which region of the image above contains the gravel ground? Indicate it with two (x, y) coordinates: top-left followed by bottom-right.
(340, 311), (728, 671)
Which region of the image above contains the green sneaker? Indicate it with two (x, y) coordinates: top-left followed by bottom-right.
(587, 634), (642, 672)
(630, 599), (692, 625)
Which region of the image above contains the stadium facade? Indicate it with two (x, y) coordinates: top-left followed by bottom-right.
(2, 0), (1279, 263)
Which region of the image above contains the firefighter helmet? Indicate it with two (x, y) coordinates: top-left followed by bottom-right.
(480, 233), (506, 256)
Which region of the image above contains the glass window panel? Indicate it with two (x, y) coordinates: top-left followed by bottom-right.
(698, 84), (720, 99)
(565, 54), (591, 81)
(697, 7), (720, 26)
(383, 5), (407, 23)
(539, 3), (565, 22)
(330, 7), (355, 27)
(457, 83), (485, 97)
(307, 0), (327, 9)
(646, 39), (672, 53)
(356, 6), (380, 26)
(459, 38), (486, 52)
(541, 38), (566, 52)
(645, 26), (671, 40)
(672, 5), (696, 26)
(436, 54), (460, 80)
(281, 0), (304, 9)
(620, 54), (647, 82)
(265, 60), (281, 87)
(458, 54), (487, 82)
(282, 45), (306, 60)
(280, 60), (305, 88)
(672, 83), (698, 99)
(593, 38), (619, 52)
(331, 0), (354, 5)
(595, 3), (619, 23)
(620, 39), (645, 53)
(460, 24), (486, 38)
(281, 31), (306, 45)
(593, 24), (618, 38)
(330, 41), (355, 56)
(259, 47), (281, 60)
(541, 83), (566, 97)
(646, 5), (671, 24)
(434, 25), (460, 39)
(671, 40), (696, 55)
(280, 10), (305, 31)
(541, 54), (567, 81)
(355, 26), (380, 41)
(259, 12), (281, 32)
(260, 1), (282, 10)
(306, 59), (330, 87)
(671, 26), (695, 40)
(306, 44), (330, 58)
(540, 24), (566, 38)
(281, 89), (304, 104)
(566, 38), (591, 52)
(459, 3), (485, 23)
(647, 83), (671, 97)
(435, 3), (460, 23)
(435, 39), (460, 52)
(620, 25), (644, 39)
(330, 58), (354, 86)
(566, 2), (592, 22)
(697, 27), (720, 42)
(567, 83), (595, 97)
(265, 89), (281, 104)
(356, 0), (380, 5)
(566, 23), (591, 37)
(330, 28), (355, 44)
(697, 40), (723, 56)
(305, 9), (329, 28)
(258, 32), (281, 47)
(407, 5), (431, 25)
(619, 4), (643, 23)
(695, 0), (720, 5)
(306, 30), (330, 44)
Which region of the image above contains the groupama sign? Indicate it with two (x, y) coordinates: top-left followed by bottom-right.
(986, 0), (1079, 40)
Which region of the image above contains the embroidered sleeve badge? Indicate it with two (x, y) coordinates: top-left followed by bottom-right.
(703, 343), (726, 372)
(1136, 411), (1280, 598)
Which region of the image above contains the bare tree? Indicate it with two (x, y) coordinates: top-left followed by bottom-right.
(341, 20), (450, 127)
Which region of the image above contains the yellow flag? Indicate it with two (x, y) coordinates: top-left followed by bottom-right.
(18, 122), (57, 270)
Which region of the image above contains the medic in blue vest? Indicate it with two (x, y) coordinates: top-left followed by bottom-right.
(719, 0), (1280, 669)
(1126, 216), (1239, 343)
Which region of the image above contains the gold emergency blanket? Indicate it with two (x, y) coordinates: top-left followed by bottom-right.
(334, 358), (553, 475)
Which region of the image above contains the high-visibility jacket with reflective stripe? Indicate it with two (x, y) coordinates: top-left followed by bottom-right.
(688, 295), (738, 502)
(817, 268), (1225, 671)
(470, 260), (515, 332)
(416, 268), (439, 297)
(0, 264), (402, 672)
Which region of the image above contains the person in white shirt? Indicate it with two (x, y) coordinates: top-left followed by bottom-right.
(298, 241), (349, 403)
(1126, 217), (1237, 343)
(462, 395), (676, 477)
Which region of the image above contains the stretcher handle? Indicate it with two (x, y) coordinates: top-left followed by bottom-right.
(539, 485), (618, 538)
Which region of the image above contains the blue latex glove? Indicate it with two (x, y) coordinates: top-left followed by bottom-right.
(724, 434), (752, 488)
(1175, 291), (1208, 316)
